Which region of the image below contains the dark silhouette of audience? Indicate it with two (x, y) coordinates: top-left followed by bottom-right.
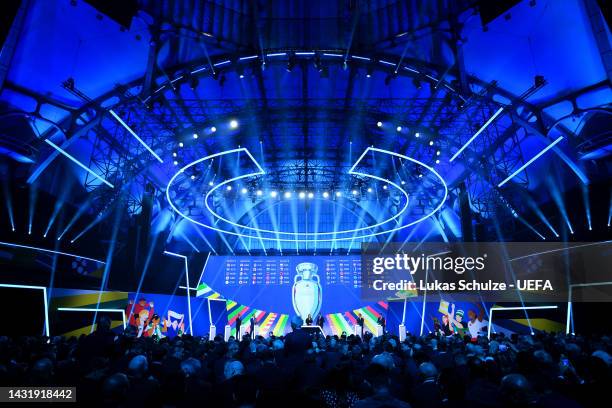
(0, 323), (610, 407)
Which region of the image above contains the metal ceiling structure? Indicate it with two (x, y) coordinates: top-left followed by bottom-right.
(0, 0), (610, 260)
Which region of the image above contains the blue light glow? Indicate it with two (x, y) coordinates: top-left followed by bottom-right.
(108, 110), (163, 163)
(498, 136), (564, 187)
(450, 107), (505, 162)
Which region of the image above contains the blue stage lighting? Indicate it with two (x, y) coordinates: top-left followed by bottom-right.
(226, 185), (232, 191)
(299, 192), (306, 199)
(450, 106), (504, 162)
(429, 141), (434, 146)
(307, 192), (314, 199)
(367, 187), (373, 193)
(396, 126), (402, 132)
(230, 120), (239, 129)
(335, 191), (342, 197)
(173, 161), (178, 165)
(108, 109), (163, 163)
(270, 191), (278, 198)
(352, 190), (358, 195)
(193, 133), (198, 139)
(241, 188), (248, 194)
(284, 191), (292, 199)
(179, 142), (184, 147)
(323, 192), (329, 198)
(209, 181), (214, 186)
(435, 159), (440, 164)
(376, 121), (382, 127)
(415, 132), (420, 138)
(498, 136), (564, 187)
(256, 190), (263, 196)
(436, 150), (441, 156)
(172, 152), (177, 157)
(211, 126), (217, 133)
(190, 175), (196, 180)
(44, 139), (114, 188)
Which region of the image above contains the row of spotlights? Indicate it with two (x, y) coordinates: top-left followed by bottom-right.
(207, 188), (400, 198)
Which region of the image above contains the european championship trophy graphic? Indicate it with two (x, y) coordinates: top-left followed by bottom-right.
(292, 262), (322, 320)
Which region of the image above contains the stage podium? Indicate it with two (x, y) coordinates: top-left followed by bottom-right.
(209, 325), (216, 341)
(353, 324), (364, 337)
(399, 323), (406, 342)
(224, 324), (231, 341)
(375, 324), (383, 337)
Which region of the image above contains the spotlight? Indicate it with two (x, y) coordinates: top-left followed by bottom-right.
(209, 181), (214, 186)
(226, 185), (232, 191)
(366, 66), (373, 78)
(256, 190), (263, 196)
(211, 126), (217, 133)
(367, 187), (373, 193)
(376, 121), (383, 127)
(284, 191), (292, 199)
(382, 185), (388, 190)
(191, 175), (196, 180)
(172, 152), (177, 157)
(335, 191), (342, 197)
(230, 120), (238, 129)
(435, 159), (440, 164)
(237, 67), (245, 79)
(396, 126), (402, 132)
(401, 180), (406, 185)
(193, 133), (199, 139)
(429, 141), (434, 146)
(323, 192), (329, 198)
(299, 192), (306, 199)
(179, 142), (184, 147)
(352, 190), (358, 196)
(270, 191), (278, 198)
(415, 132), (420, 138)
(307, 192), (314, 199)
(173, 160), (178, 165)
(436, 150), (441, 156)
(241, 188), (248, 194)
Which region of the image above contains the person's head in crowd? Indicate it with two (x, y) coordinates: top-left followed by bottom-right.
(224, 360), (245, 380)
(97, 315), (112, 332)
(30, 358), (54, 385)
(500, 373), (533, 407)
(127, 355), (148, 379)
(102, 373), (129, 404)
(418, 362), (438, 382)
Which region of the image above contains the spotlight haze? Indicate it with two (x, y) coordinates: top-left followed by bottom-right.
(229, 120), (238, 129)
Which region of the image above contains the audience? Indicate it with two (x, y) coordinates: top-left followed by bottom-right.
(0, 325), (609, 407)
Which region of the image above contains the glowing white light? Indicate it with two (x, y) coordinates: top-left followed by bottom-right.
(191, 175), (196, 180)
(284, 191), (292, 199)
(173, 161), (178, 165)
(108, 109), (163, 163)
(299, 192), (306, 199)
(179, 142), (184, 148)
(256, 190), (263, 196)
(241, 188), (248, 194)
(415, 132), (420, 138)
(376, 121), (383, 127)
(193, 133), (199, 139)
(226, 185), (232, 191)
(436, 150), (441, 156)
(323, 192), (329, 198)
(173, 152), (178, 157)
(396, 126), (402, 132)
(383, 185), (388, 190)
(270, 191), (278, 198)
(209, 181), (214, 186)
(401, 180), (406, 185)
(352, 190), (358, 195)
(367, 187), (373, 193)
(435, 159), (440, 164)
(335, 191), (342, 197)
(211, 126), (217, 133)
(307, 192), (314, 199)
(230, 120), (238, 129)
(429, 141), (434, 146)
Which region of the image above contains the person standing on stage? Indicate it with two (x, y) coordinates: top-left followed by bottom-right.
(377, 315), (386, 334)
(250, 316), (256, 339)
(305, 313), (313, 326)
(357, 313), (365, 337)
(316, 314), (325, 329)
(235, 316), (242, 339)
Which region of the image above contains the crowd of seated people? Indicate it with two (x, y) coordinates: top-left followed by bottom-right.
(0, 315), (610, 407)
